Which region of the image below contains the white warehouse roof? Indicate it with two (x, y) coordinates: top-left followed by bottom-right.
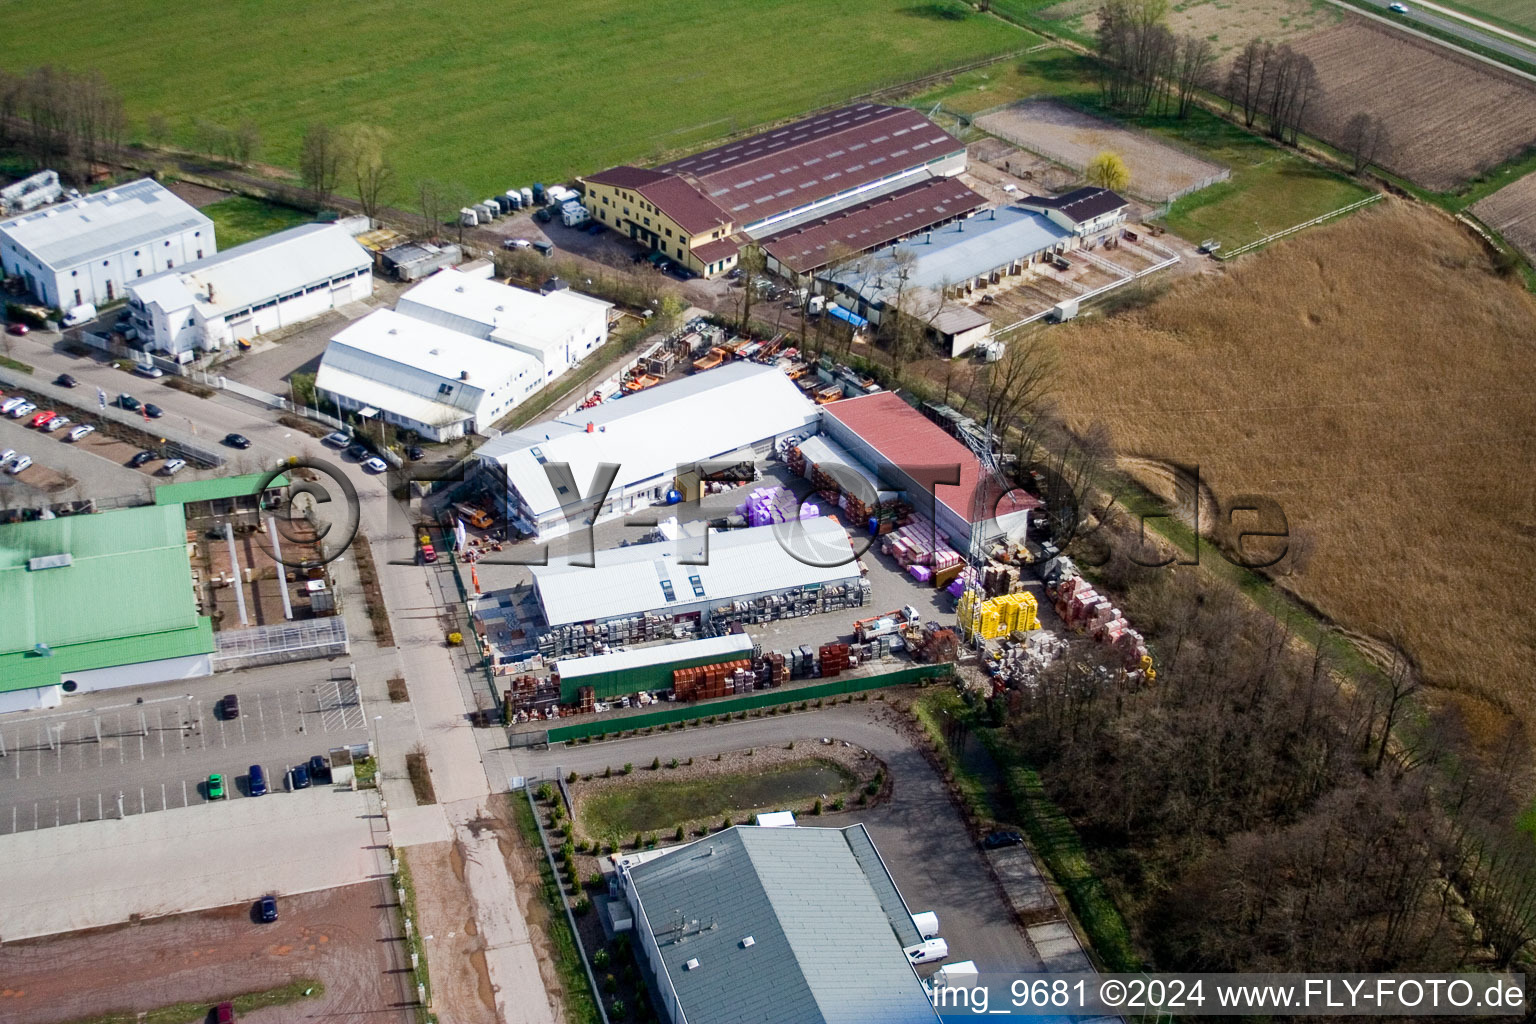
(396, 268), (611, 360)
(129, 222), (370, 320)
(534, 517), (859, 626)
(478, 361), (820, 519)
(316, 308), (541, 428)
(0, 178), (211, 270)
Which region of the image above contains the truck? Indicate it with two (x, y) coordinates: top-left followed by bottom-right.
(561, 203), (590, 227)
(930, 960), (978, 990)
(546, 185), (579, 206)
(853, 605), (921, 641)
(454, 503), (494, 530)
(418, 534), (437, 564)
(1048, 298), (1079, 323)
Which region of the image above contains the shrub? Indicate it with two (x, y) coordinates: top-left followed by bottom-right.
(786, 741), (795, 750)
(575, 896), (592, 915)
(812, 798), (823, 816)
(603, 972), (618, 993)
(667, 757), (678, 769)
(650, 756), (660, 771)
(588, 871), (604, 889)
(831, 798), (845, 811)
(623, 762), (634, 775)
(594, 948), (611, 969)
(865, 781), (879, 796)
(567, 771), (578, 784)
(611, 999), (626, 1018)
(723, 815), (733, 828)
(633, 833), (643, 849)
(675, 825), (685, 841)
(536, 782), (554, 802)
(644, 834), (657, 849)
(858, 793), (868, 806)
(604, 766), (612, 778)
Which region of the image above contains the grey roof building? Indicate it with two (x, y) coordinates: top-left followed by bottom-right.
(620, 824), (938, 1024)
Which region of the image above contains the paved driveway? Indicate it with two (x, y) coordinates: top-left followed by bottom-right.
(516, 701), (1041, 975)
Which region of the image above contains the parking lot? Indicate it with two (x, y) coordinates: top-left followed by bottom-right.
(0, 665), (371, 835)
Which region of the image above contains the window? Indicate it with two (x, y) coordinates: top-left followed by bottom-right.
(659, 580), (676, 603)
(166, 260), (173, 270)
(196, 249), (203, 259)
(136, 269), (142, 278)
(73, 288), (81, 306)
(438, 383), (453, 395)
(643, 217), (650, 227)
(664, 228), (672, 238)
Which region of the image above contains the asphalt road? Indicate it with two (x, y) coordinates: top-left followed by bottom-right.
(519, 702), (1043, 976)
(1348, 0), (1536, 69)
(0, 669), (369, 834)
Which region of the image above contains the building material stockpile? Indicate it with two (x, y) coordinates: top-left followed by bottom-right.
(1043, 559), (1152, 675)
(673, 658), (756, 701)
(880, 515), (963, 586)
(958, 591), (1040, 641)
(737, 485), (819, 526)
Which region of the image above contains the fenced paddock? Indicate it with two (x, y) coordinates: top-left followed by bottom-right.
(975, 99), (1229, 202)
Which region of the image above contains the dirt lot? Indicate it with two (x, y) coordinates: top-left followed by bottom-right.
(975, 99), (1227, 201)
(1039, 0), (1338, 53)
(1044, 200), (1536, 731)
(403, 842), (500, 1024)
(0, 882), (412, 1024)
(1289, 18), (1536, 191)
(163, 180), (237, 208)
(1472, 171), (1536, 263)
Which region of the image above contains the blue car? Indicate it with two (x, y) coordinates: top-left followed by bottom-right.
(248, 764), (267, 797)
(259, 895), (278, 922)
(289, 763), (311, 790)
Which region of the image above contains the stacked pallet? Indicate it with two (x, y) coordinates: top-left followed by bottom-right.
(981, 563), (1024, 597)
(958, 591), (1040, 641)
(765, 651), (789, 686)
(1047, 574), (1150, 672)
(673, 658), (754, 701)
(881, 516), (963, 572)
(911, 625), (960, 664)
(818, 642), (851, 678)
(786, 445), (808, 477)
(575, 686), (596, 714)
(737, 485), (818, 527)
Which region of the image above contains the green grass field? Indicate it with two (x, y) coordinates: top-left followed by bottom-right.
(1434, 0), (1536, 36)
(0, 0), (1028, 199)
(201, 196), (314, 247)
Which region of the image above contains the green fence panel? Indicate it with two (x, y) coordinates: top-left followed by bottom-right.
(546, 662), (953, 743)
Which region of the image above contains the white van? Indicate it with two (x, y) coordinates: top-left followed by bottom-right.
(911, 912), (940, 940)
(61, 303), (96, 327)
(903, 938), (949, 965)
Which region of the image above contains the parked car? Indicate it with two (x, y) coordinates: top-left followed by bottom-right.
(117, 394), (141, 412)
(981, 830), (1025, 849)
(131, 363), (164, 379)
(8, 401), (36, 419)
(129, 449), (158, 468)
(362, 456), (388, 473)
(7, 454), (31, 474)
(0, 449), (14, 467)
(6, 322), (28, 336)
(249, 764), (267, 798)
(29, 410), (57, 428)
(42, 415), (70, 433)
(289, 763), (312, 790)
(222, 693), (240, 719)
(532, 241), (553, 257)
(585, 221), (604, 235)
(322, 430), (352, 448)
(224, 432), (251, 449)
(405, 445), (425, 461)
(346, 443), (370, 460)
(0, 397), (25, 415)
(160, 458), (187, 475)
(68, 424), (94, 441)
(502, 238), (531, 250)
(143, 403), (163, 419)
(308, 755), (331, 784)
(258, 894), (278, 922)
(215, 1002), (235, 1024)
(206, 773), (226, 800)
(54, 373), (76, 388)
(533, 207), (552, 224)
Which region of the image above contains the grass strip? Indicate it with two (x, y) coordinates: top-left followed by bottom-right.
(57, 978), (324, 1024)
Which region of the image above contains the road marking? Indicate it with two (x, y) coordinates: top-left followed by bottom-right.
(98, 793), (103, 820)
(54, 800), (59, 827)
(139, 786), (144, 814)
(161, 782), (167, 810)
(76, 796), (81, 822)
(276, 689), (287, 735)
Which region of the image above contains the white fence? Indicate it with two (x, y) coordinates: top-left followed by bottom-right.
(1217, 194), (1383, 261)
(995, 239), (1181, 334)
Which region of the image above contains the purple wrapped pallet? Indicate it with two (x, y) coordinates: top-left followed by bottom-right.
(946, 578), (966, 597)
(909, 564), (932, 583)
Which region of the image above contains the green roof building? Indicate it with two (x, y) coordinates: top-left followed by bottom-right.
(0, 503), (214, 712)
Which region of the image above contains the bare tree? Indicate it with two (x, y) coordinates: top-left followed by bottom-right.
(22, 67), (72, 170)
(1340, 112), (1391, 174)
(232, 118), (261, 166)
(1173, 35), (1215, 118)
(1227, 38), (1269, 127)
(969, 329), (1055, 435)
(341, 124), (395, 223)
(299, 122), (343, 208)
(416, 178), (467, 239)
(736, 245), (767, 333)
(69, 70), (126, 176)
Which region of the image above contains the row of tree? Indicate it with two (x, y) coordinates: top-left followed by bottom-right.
(1225, 37), (1321, 145)
(0, 67), (127, 180)
(1093, 0), (1216, 118)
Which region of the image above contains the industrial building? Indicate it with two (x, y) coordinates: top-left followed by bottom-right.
(580, 104), (969, 278)
(550, 632), (754, 702)
(315, 309), (544, 441)
(530, 517), (866, 656)
(476, 361), (821, 540)
(0, 503), (214, 714)
(0, 178), (213, 311)
(127, 222), (372, 358)
(616, 824), (939, 1024)
(395, 268), (611, 380)
(821, 391), (1036, 553)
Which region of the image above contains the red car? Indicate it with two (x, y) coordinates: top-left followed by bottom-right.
(29, 410), (57, 428)
(5, 322), (27, 336)
(215, 1002), (235, 1023)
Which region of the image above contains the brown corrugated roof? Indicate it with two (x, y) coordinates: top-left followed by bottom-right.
(692, 234), (746, 265)
(760, 176), (986, 273)
(584, 166), (672, 189)
(1020, 186), (1128, 224)
(634, 175), (732, 235)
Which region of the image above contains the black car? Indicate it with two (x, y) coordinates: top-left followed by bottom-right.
(143, 403), (163, 419)
(405, 445), (425, 461)
(533, 208), (552, 224)
(308, 754), (331, 784)
(346, 443), (370, 461)
(585, 221), (604, 235)
(224, 433), (251, 449)
(128, 449), (158, 468)
(258, 895), (278, 922)
(981, 830), (1025, 850)
(630, 251), (649, 264)
(289, 763), (311, 790)
(117, 394), (141, 412)
(54, 373), (77, 388)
